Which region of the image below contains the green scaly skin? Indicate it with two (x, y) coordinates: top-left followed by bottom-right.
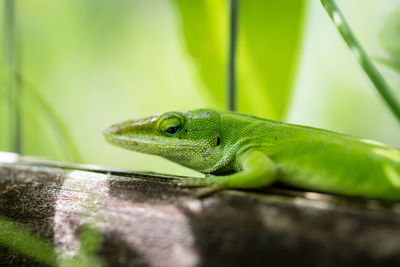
(103, 109), (400, 201)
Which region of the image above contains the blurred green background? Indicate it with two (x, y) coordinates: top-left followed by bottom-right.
(1, 0), (400, 177)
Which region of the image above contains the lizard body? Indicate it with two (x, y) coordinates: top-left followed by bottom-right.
(103, 109), (400, 200)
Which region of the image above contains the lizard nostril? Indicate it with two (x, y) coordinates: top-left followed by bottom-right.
(114, 127), (124, 135)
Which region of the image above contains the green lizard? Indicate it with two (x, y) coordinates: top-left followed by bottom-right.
(103, 109), (400, 201)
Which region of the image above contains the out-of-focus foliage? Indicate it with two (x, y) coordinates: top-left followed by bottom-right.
(62, 224), (104, 267)
(1, 0), (208, 176)
(379, 7), (400, 72)
(237, 1), (306, 119)
(288, 0), (400, 148)
(0, 216), (57, 266)
(174, 0), (307, 119)
(174, 0), (228, 109)
(0, 216), (104, 266)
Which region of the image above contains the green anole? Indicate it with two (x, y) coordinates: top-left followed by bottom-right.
(103, 109), (400, 201)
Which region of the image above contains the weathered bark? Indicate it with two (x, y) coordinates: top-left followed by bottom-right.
(0, 152), (399, 267)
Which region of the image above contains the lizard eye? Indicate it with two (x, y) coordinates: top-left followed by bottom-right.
(166, 126), (179, 135)
(159, 114), (183, 137)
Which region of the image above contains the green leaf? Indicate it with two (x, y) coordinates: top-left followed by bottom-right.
(174, 0), (228, 109)
(238, 1), (307, 119)
(173, 0), (307, 119)
(379, 7), (400, 73)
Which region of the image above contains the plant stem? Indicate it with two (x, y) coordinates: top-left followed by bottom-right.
(228, 0), (238, 111)
(321, 0), (400, 123)
(4, 0), (21, 153)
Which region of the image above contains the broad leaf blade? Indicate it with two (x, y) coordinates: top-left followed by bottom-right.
(174, 0), (228, 109)
(174, 0), (307, 120)
(238, 1), (307, 119)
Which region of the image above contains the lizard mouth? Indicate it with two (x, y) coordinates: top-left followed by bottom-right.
(102, 124), (129, 144)
(102, 125), (155, 153)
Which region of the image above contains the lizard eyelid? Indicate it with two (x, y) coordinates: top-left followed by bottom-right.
(159, 114), (183, 137)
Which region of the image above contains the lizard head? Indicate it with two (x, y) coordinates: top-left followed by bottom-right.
(103, 109), (224, 173)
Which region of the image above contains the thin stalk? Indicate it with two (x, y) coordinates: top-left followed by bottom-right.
(227, 0), (238, 111)
(321, 0), (400, 123)
(4, 0), (21, 153)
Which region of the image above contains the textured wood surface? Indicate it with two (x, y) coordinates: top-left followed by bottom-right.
(0, 152), (400, 267)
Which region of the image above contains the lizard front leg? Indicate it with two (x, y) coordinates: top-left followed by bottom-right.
(175, 150), (277, 197)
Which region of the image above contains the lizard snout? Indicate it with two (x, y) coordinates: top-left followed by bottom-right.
(102, 124), (121, 137)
